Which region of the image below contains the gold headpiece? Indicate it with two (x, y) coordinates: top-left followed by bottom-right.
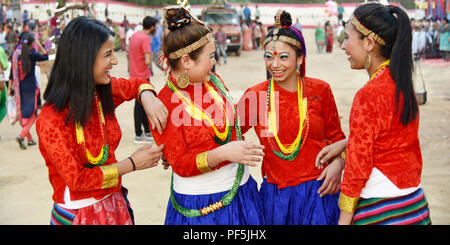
(168, 32), (213, 59)
(263, 9), (303, 51)
(274, 9), (284, 28)
(350, 15), (386, 46)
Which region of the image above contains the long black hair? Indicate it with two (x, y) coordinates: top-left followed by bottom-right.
(44, 16), (115, 126)
(19, 32), (35, 74)
(353, 3), (418, 125)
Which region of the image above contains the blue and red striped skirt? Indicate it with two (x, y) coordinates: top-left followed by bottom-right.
(50, 187), (134, 225)
(353, 188), (431, 225)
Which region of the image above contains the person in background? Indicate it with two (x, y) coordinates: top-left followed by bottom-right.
(293, 17), (303, 32)
(325, 20), (334, 53)
(0, 45), (9, 136)
(129, 16), (157, 144)
(315, 21), (325, 53)
(215, 24), (227, 65)
(438, 18), (449, 61)
(10, 32), (48, 149)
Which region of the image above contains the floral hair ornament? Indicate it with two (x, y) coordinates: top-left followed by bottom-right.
(350, 15), (386, 46)
(158, 54), (170, 72)
(163, 4), (212, 60)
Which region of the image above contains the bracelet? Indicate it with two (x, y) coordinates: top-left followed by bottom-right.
(340, 151), (346, 161)
(196, 152), (212, 173)
(128, 157), (136, 171)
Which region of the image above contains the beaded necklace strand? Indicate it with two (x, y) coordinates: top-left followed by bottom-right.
(370, 59), (390, 81)
(75, 95), (109, 168)
(266, 74), (309, 161)
(167, 74), (231, 145)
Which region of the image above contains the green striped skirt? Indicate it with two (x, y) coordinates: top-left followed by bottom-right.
(353, 188), (431, 225)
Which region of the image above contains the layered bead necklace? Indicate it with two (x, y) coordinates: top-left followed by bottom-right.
(166, 73), (232, 145)
(75, 95), (109, 168)
(166, 73), (245, 217)
(266, 74), (309, 161)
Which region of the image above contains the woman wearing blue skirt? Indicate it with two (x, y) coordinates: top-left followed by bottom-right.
(151, 6), (265, 225)
(238, 10), (346, 225)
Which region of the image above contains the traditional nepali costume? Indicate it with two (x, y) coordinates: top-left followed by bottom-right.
(152, 72), (264, 225)
(36, 77), (155, 225)
(239, 76), (346, 225)
(338, 67), (431, 225)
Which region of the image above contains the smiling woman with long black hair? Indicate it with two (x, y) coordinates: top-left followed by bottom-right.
(316, 3), (431, 225)
(36, 16), (168, 225)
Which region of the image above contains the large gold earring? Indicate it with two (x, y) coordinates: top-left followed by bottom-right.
(177, 71), (190, 89)
(364, 54), (371, 70)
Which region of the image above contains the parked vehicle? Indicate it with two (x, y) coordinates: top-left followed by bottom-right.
(201, 5), (242, 56)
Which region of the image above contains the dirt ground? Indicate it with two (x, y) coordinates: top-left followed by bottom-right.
(0, 29), (449, 225)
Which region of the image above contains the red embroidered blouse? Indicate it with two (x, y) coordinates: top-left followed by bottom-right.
(36, 77), (154, 203)
(238, 77), (346, 189)
(340, 68), (423, 199)
(151, 74), (239, 177)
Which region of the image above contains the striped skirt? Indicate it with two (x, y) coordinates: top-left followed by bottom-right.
(353, 188), (431, 225)
(51, 187), (134, 225)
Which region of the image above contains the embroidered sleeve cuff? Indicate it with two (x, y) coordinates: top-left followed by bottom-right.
(100, 164), (119, 189)
(338, 193), (359, 214)
(196, 152), (212, 173)
(138, 83), (156, 99)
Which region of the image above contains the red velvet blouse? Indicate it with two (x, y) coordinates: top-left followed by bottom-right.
(36, 77), (154, 203)
(238, 77), (346, 189)
(340, 68), (423, 199)
(151, 74), (238, 177)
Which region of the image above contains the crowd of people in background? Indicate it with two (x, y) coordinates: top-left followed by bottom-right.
(412, 17), (450, 61)
(0, 2), (449, 148)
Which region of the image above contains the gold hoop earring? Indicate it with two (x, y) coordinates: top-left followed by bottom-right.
(177, 71), (190, 89)
(364, 54), (371, 70)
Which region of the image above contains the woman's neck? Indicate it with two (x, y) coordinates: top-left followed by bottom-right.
(276, 74), (298, 92)
(367, 55), (388, 79)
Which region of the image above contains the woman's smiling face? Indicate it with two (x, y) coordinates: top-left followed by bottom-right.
(93, 36), (118, 85)
(340, 23), (367, 70)
(264, 40), (303, 83)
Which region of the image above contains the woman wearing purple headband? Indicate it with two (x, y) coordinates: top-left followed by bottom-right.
(238, 10), (346, 225)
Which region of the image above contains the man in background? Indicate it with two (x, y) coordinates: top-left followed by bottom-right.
(128, 16), (157, 144)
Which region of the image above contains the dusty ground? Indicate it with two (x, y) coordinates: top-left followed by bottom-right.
(0, 29), (449, 225)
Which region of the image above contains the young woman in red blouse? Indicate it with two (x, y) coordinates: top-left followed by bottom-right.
(36, 16), (168, 225)
(151, 7), (265, 225)
(238, 10), (346, 225)
(316, 3), (431, 225)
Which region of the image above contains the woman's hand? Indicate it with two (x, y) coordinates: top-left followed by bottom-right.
(315, 139), (347, 169)
(117, 143), (165, 175)
(316, 156), (344, 197)
(130, 143), (165, 170)
(207, 141), (265, 169)
(140, 91), (168, 135)
(161, 154), (170, 170)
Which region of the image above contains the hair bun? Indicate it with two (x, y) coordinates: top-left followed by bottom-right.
(280, 11), (292, 27)
(166, 8), (192, 31)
